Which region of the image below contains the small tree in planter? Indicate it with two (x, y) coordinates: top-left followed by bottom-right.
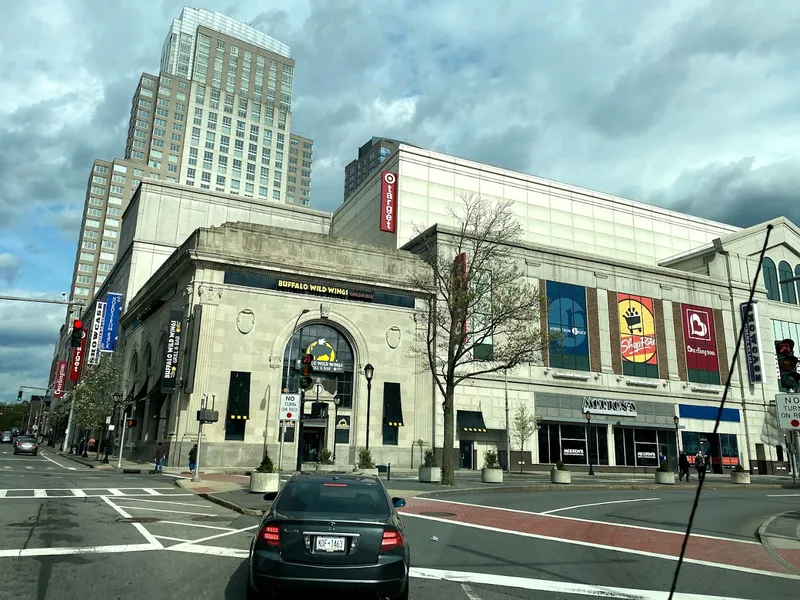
(551, 459), (571, 484)
(419, 448), (441, 483)
(356, 447), (378, 475)
(731, 463), (750, 484)
(655, 461), (675, 485)
(316, 448), (335, 472)
(250, 451), (280, 493)
(481, 449), (503, 483)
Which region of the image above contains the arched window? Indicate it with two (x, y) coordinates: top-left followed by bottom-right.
(281, 323), (356, 408)
(779, 261), (797, 304)
(795, 264), (800, 303)
(762, 258), (780, 301)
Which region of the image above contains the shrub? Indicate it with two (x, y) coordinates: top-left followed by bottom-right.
(255, 451), (275, 473)
(318, 448), (333, 464)
(554, 460), (568, 471)
(733, 463), (746, 473)
(484, 449), (501, 469)
(423, 448), (437, 467)
(657, 462), (671, 472)
(357, 447), (375, 469)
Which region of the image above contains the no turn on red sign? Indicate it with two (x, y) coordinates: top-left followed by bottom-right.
(776, 393), (800, 430)
(279, 393), (300, 421)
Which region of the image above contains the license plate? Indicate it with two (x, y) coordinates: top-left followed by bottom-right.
(315, 536), (346, 553)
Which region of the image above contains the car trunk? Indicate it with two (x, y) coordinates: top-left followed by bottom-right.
(277, 516), (387, 566)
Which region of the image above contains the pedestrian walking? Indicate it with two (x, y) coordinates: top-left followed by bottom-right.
(154, 442), (166, 474)
(694, 450), (706, 481)
(188, 443), (197, 474)
(678, 452), (690, 482)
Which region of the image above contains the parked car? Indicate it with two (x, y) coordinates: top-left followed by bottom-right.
(247, 472), (410, 600)
(13, 436), (39, 456)
(0, 431), (12, 443)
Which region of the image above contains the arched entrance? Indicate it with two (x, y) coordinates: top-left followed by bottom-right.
(281, 322), (356, 462)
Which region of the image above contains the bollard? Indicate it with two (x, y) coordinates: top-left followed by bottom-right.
(387, 462), (391, 481)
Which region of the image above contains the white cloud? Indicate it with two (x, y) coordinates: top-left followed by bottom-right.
(0, 253), (22, 283)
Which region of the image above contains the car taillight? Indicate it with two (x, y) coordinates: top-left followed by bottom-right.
(259, 524), (280, 547)
(380, 529), (404, 552)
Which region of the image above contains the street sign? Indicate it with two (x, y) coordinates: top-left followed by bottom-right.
(313, 383), (324, 396)
(280, 393), (300, 421)
(776, 393), (800, 430)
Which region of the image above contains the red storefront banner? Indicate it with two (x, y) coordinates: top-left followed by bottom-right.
(69, 330), (87, 382)
(681, 303), (719, 372)
(53, 361), (68, 398)
(379, 171), (397, 233)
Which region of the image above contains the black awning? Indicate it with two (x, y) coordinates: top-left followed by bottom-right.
(134, 379), (149, 401)
(382, 382), (404, 427)
(457, 410), (487, 433)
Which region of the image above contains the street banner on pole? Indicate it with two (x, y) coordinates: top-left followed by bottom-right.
(69, 330), (87, 382)
(161, 308), (184, 392)
(86, 302), (106, 366)
(100, 293), (123, 352)
(53, 361), (67, 398)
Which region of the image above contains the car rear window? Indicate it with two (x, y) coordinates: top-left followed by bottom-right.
(275, 479), (391, 517)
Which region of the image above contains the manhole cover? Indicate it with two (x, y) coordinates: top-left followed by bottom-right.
(116, 517), (161, 524)
(191, 515), (230, 522)
(419, 512), (456, 517)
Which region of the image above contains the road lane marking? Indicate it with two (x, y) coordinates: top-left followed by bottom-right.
(461, 583), (483, 600)
(166, 544), (249, 558)
(121, 497), (215, 508)
(417, 497), (761, 544)
(143, 488), (160, 495)
(156, 520), (236, 531)
(72, 490), (87, 497)
(101, 495), (164, 549)
(0, 490), (5, 498)
(33, 490), (47, 498)
(39, 451), (76, 470)
(0, 543), (158, 558)
(400, 511), (800, 581)
(152, 535), (193, 543)
(107, 489), (124, 496)
(411, 567), (758, 599)
(115, 505), (220, 516)
(168, 524), (258, 551)
(541, 497), (661, 515)
(768, 494), (800, 497)
(0, 487), (175, 491)
(25, 466), (32, 470)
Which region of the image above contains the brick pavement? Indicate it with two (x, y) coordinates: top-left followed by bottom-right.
(401, 498), (790, 575)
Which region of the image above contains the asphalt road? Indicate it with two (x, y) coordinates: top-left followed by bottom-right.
(1, 445), (798, 600)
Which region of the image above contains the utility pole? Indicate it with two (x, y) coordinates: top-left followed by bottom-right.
(504, 369), (511, 473)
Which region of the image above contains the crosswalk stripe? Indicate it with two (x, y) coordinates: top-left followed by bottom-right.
(33, 490), (46, 498)
(25, 466), (32, 470)
(0, 490), (6, 498)
(72, 490), (86, 497)
(143, 488), (160, 496)
(107, 489), (124, 496)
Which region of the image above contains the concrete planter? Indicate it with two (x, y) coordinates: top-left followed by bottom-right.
(655, 470), (675, 485)
(316, 464), (338, 473)
(419, 466), (441, 483)
(249, 472), (280, 493)
(551, 469), (571, 484)
(731, 470), (751, 484)
(355, 468), (379, 476)
(481, 467), (504, 484)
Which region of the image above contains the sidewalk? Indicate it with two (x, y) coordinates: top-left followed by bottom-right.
(759, 510), (800, 574)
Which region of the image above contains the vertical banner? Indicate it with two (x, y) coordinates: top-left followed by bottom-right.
(379, 171), (397, 233)
(618, 293), (658, 378)
(69, 330), (87, 381)
(334, 415), (350, 444)
(86, 302), (106, 366)
(100, 293), (123, 352)
(53, 361), (67, 399)
(161, 308), (184, 393)
(741, 301), (765, 384)
(546, 281), (589, 370)
(681, 303), (720, 383)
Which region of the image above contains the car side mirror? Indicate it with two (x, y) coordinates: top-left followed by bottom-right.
(392, 497), (406, 508)
(263, 492), (278, 502)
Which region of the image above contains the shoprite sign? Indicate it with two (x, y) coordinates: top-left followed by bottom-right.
(582, 396), (637, 417)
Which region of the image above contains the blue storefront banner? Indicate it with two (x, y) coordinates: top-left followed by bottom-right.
(679, 404), (741, 423)
(100, 292), (123, 352)
(546, 281), (589, 356)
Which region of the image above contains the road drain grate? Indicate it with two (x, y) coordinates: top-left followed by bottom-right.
(116, 517), (161, 524)
(419, 512), (456, 517)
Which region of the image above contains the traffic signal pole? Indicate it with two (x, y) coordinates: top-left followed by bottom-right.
(294, 353), (315, 472)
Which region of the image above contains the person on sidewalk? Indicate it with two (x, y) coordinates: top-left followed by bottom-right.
(154, 442), (166, 474)
(678, 452), (690, 482)
(188, 444), (197, 474)
(694, 450), (706, 481)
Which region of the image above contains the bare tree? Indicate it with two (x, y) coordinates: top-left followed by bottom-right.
(72, 354), (129, 432)
(407, 193), (550, 485)
(512, 403), (541, 473)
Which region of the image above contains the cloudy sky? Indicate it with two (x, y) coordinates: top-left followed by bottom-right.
(1, 0), (799, 403)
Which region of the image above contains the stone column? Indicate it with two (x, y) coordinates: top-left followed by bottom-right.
(607, 423), (616, 466)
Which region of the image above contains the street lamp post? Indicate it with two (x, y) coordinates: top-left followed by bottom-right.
(283, 309), (309, 472)
(673, 414), (680, 456)
(333, 396), (341, 461)
(364, 364), (374, 450)
(103, 392), (122, 464)
(585, 411), (595, 476)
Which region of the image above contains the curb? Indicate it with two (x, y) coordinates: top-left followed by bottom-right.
(757, 512), (800, 575)
(416, 482), (792, 497)
(199, 492), (265, 517)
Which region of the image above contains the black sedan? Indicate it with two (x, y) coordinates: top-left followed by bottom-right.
(13, 436), (39, 455)
(247, 472), (410, 600)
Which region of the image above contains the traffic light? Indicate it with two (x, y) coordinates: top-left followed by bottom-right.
(70, 320), (84, 348)
(126, 418), (137, 428)
(776, 339), (800, 391)
(298, 353), (314, 390)
(17, 389), (22, 402)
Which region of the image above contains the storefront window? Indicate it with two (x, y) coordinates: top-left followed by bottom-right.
(615, 428), (676, 467)
(538, 422), (608, 465)
(281, 323), (356, 407)
(681, 431), (739, 471)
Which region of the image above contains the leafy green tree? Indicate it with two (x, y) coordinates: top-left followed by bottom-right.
(72, 354), (127, 431)
(512, 403), (541, 473)
(0, 402), (30, 431)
